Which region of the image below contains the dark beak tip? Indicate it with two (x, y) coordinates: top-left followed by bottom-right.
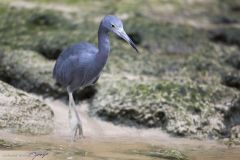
(119, 31), (139, 54)
(135, 47), (139, 53)
(130, 42), (139, 53)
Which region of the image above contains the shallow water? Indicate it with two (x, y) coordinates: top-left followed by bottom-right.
(0, 98), (239, 160)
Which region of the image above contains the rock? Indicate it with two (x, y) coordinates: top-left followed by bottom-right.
(0, 7), (98, 98)
(221, 97), (240, 145)
(212, 16), (239, 25)
(224, 97), (240, 127)
(0, 49), (62, 96)
(134, 148), (189, 160)
(218, 0), (240, 13)
(0, 80), (54, 135)
(32, 33), (75, 60)
(225, 53), (240, 70)
(0, 7), (96, 60)
(212, 0), (240, 24)
(230, 125), (240, 145)
(221, 72), (240, 90)
(0, 139), (21, 149)
(27, 10), (69, 27)
(146, 149), (189, 160)
(209, 27), (240, 47)
(124, 15), (209, 55)
(91, 77), (237, 138)
(0, 49), (96, 99)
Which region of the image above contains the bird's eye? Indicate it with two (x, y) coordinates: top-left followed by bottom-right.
(111, 24), (115, 28)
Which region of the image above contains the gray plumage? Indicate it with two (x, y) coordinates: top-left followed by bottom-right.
(53, 15), (138, 140)
(53, 42), (100, 91)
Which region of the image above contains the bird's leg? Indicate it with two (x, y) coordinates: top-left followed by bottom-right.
(68, 91), (84, 141)
(70, 93), (84, 138)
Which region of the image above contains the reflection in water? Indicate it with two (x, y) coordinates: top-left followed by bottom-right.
(0, 98), (240, 160)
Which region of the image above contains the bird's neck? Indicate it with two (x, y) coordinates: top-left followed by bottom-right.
(98, 22), (110, 57)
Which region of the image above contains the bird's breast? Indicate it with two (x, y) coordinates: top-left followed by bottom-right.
(95, 52), (109, 70)
(85, 53), (108, 84)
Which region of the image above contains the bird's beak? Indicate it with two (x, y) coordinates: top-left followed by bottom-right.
(116, 28), (139, 53)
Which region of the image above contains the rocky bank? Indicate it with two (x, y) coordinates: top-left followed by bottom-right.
(0, 80), (53, 135)
(0, 0), (239, 142)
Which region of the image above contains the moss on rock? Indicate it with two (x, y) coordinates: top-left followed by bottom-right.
(0, 49), (97, 99)
(225, 52), (240, 70)
(124, 14), (209, 55)
(0, 7), (97, 59)
(91, 77), (237, 138)
(209, 27), (240, 47)
(133, 148), (189, 160)
(0, 139), (21, 149)
(146, 149), (189, 160)
(210, 0), (240, 24)
(0, 49), (60, 96)
(221, 72), (240, 90)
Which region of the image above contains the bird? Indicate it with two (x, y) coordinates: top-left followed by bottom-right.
(53, 15), (138, 141)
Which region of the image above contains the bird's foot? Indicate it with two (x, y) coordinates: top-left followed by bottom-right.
(72, 123), (84, 141)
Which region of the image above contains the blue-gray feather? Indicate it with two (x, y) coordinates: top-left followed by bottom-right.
(53, 42), (99, 91)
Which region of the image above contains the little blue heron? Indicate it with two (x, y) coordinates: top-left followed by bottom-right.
(53, 15), (138, 141)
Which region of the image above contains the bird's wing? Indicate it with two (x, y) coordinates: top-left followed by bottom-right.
(58, 42), (97, 60)
(53, 42), (98, 87)
(53, 55), (77, 87)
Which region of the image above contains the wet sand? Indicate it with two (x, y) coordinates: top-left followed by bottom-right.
(0, 98), (240, 160)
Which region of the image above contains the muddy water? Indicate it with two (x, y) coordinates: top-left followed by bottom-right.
(0, 98), (240, 160)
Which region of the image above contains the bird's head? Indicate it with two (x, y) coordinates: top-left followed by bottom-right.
(102, 15), (139, 53)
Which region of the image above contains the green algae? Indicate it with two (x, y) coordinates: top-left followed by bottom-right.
(0, 139), (21, 149)
(132, 147), (189, 160)
(91, 76), (237, 137)
(146, 149), (189, 160)
(0, 6), (97, 59)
